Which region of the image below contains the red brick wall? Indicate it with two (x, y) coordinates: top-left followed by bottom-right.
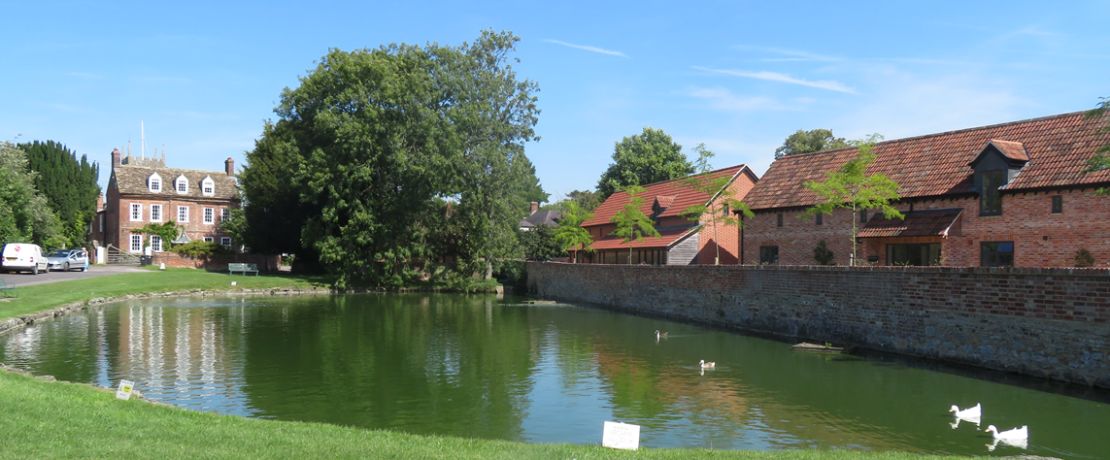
(742, 189), (1110, 268)
(110, 196), (235, 252)
(152, 252), (280, 271)
(697, 173), (756, 265)
(526, 262), (1110, 388)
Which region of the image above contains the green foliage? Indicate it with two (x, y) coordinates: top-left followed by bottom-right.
(0, 141), (66, 248)
(241, 30), (540, 288)
(518, 224), (566, 259)
(542, 189), (602, 213)
(131, 221), (180, 247)
(554, 201), (595, 263)
(680, 144), (753, 265)
(803, 135), (902, 265)
(169, 240), (233, 257)
(1084, 97), (1110, 196)
(609, 184), (660, 264)
(597, 127), (693, 200)
(219, 208), (248, 246)
(19, 140), (100, 247)
(1074, 248), (1095, 268)
(813, 240), (835, 265)
(774, 128), (853, 159)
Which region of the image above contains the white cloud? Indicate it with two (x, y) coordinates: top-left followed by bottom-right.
(732, 45), (841, 62)
(542, 39), (629, 58)
(693, 66), (858, 94)
(686, 86), (798, 112)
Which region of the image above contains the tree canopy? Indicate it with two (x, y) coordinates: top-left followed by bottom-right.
(240, 30), (541, 287)
(0, 141), (66, 248)
(554, 201), (595, 263)
(774, 129), (853, 159)
(596, 127), (692, 200)
(20, 140), (100, 247)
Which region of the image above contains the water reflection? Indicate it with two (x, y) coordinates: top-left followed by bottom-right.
(0, 294), (1107, 459)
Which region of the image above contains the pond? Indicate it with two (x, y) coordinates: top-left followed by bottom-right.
(1, 294), (1107, 458)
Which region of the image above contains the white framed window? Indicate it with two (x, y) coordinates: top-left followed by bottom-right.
(203, 236), (215, 243)
(177, 206), (189, 222)
(220, 208), (229, 222)
(175, 175), (189, 194)
(150, 235), (163, 252)
(148, 173), (162, 192)
(130, 234), (143, 253)
(220, 237), (231, 247)
(203, 207), (215, 225)
(130, 203), (143, 222)
(202, 176), (215, 196)
(150, 204), (162, 222)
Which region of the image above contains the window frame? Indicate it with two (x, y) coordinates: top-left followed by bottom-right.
(777, 213), (783, 227)
(150, 235), (163, 252)
(130, 234), (143, 253)
(148, 173), (162, 193)
(177, 206), (190, 223)
(220, 237), (232, 247)
(203, 207), (215, 225)
(1051, 195), (1062, 214)
(886, 243), (942, 266)
(220, 208), (229, 222)
(130, 203), (143, 222)
(815, 213), (823, 225)
(202, 177), (215, 196)
(203, 236), (215, 243)
(980, 241), (1015, 267)
(175, 175), (189, 194)
(150, 204), (162, 222)
(759, 246), (779, 264)
(979, 170), (1004, 216)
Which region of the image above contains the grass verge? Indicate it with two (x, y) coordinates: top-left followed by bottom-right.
(0, 267), (333, 322)
(0, 370), (965, 460)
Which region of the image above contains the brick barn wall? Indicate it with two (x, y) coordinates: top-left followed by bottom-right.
(742, 189), (1110, 268)
(697, 172), (756, 265)
(526, 262), (1110, 389)
(152, 252), (280, 271)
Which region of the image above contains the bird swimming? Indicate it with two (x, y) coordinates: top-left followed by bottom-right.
(699, 360), (715, 368)
(985, 425), (1028, 441)
(949, 403), (981, 419)
(655, 330), (668, 339)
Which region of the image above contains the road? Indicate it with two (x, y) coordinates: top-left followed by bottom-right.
(0, 264), (147, 288)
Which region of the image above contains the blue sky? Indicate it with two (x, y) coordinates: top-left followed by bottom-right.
(3, 1), (1108, 201)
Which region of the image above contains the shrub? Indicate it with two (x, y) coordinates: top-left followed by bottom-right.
(813, 240), (835, 265)
(1074, 248), (1095, 268)
(169, 241), (233, 257)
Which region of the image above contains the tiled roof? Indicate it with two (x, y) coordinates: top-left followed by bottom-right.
(111, 165), (238, 200)
(857, 209), (963, 238)
(520, 210), (562, 228)
(988, 140), (1030, 163)
(582, 165), (753, 227)
(746, 111), (1110, 210)
(588, 227), (696, 250)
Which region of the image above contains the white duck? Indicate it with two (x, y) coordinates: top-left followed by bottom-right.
(985, 425), (1028, 441)
(699, 360), (715, 368)
(949, 403), (981, 419)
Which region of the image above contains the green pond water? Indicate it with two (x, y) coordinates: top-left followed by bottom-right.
(1, 294), (1107, 458)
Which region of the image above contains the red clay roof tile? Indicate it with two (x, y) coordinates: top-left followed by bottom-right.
(746, 111), (1110, 210)
(858, 209), (962, 238)
(582, 165), (752, 227)
(588, 227), (696, 250)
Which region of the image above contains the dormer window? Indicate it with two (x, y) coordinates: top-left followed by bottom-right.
(968, 140), (1029, 218)
(175, 175), (189, 194)
(202, 176), (215, 196)
(148, 173), (162, 193)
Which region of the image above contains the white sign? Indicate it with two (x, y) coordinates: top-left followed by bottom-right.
(602, 421), (640, 450)
(116, 379), (135, 400)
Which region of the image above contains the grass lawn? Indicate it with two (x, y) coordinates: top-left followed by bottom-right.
(0, 269), (968, 459)
(0, 370), (965, 460)
(0, 267), (333, 322)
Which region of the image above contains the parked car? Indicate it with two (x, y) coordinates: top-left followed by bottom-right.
(1, 243), (49, 275)
(46, 249), (89, 272)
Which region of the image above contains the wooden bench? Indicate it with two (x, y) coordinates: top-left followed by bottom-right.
(0, 279), (16, 298)
(228, 263), (259, 276)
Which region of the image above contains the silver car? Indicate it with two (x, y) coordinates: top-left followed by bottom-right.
(46, 249), (89, 272)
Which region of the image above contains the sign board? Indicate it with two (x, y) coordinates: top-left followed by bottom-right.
(116, 379), (135, 400)
(602, 421), (640, 450)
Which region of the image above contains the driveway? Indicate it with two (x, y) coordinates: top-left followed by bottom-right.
(0, 264), (147, 288)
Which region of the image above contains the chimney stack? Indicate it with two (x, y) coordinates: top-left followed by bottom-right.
(112, 148), (121, 169)
(225, 157), (235, 176)
(530, 201), (539, 214)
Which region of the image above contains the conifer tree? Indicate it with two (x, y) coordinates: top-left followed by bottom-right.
(20, 140), (100, 247)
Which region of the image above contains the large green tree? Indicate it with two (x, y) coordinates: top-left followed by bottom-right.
(596, 127), (693, 200)
(775, 129), (853, 159)
(680, 144), (753, 265)
(609, 184), (660, 264)
(0, 141), (66, 248)
(1084, 96), (1110, 196)
(19, 140), (100, 247)
(241, 30), (540, 287)
(802, 135), (902, 265)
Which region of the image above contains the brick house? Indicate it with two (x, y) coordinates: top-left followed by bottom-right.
(580, 165), (758, 265)
(741, 111), (1110, 267)
(104, 149), (238, 254)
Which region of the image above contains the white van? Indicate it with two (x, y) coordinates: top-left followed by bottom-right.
(1, 243), (49, 275)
